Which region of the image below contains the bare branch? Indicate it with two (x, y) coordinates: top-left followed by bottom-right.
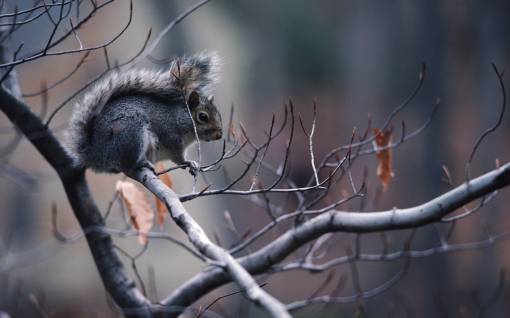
(161, 163), (510, 314)
(129, 167), (291, 318)
(286, 258), (410, 311)
(466, 63), (507, 179)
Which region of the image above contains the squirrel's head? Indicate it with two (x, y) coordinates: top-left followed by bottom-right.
(187, 91), (223, 141)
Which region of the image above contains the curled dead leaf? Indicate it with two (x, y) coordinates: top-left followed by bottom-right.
(373, 128), (394, 191)
(116, 180), (154, 244)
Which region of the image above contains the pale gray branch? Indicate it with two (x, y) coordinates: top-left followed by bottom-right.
(161, 162), (510, 316)
(129, 167), (291, 318)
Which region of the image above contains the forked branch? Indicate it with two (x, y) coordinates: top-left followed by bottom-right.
(128, 167), (291, 318)
(161, 162), (510, 315)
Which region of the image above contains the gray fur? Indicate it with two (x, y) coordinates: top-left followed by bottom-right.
(67, 52), (222, 173)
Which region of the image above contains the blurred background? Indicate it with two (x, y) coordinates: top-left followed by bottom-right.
(1, 0), (510, 317)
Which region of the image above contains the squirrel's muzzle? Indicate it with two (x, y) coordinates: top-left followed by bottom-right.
(202, 127), (223, 141)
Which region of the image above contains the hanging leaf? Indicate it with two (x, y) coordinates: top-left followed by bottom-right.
(116, 180), (154, 245)
(373, 128), (394, 191)
(154, 162), (172, 226)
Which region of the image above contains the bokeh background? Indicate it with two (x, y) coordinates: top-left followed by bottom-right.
(1, 0), (510, 317)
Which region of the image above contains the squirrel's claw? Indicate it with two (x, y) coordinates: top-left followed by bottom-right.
(184, 160), (200, 176)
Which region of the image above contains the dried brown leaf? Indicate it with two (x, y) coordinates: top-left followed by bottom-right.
(373, 128), (394, 191)
(116, 180), (154, 244)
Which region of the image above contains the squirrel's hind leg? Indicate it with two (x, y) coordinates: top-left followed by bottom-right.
(94, 113), (155, 174)
(119, 125), (157, 175)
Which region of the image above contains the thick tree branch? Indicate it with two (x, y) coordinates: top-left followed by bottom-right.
(161, 162), (510, 315)
(0, 87), (151, 317)
(129, 167), (291, 318)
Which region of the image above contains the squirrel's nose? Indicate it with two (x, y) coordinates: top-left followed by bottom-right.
(215, 130), (223, 140)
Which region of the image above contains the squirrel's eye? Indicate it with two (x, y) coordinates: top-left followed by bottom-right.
(198, 112), (209, 123)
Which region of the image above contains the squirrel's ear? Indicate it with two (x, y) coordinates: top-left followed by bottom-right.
(207, 95), (214, 103)
(187, 91), (200, 109)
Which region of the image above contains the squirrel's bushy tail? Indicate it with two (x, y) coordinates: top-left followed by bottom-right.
(67, 52), (220, 165)
(168, 52), (220, 95)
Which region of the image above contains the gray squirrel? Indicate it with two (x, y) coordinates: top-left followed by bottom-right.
(67, 52), (223, 175)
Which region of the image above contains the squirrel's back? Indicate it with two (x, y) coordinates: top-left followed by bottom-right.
(67, 52), (220, 168)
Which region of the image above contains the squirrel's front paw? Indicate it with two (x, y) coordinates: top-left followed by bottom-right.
(184, 160), (200, 176)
